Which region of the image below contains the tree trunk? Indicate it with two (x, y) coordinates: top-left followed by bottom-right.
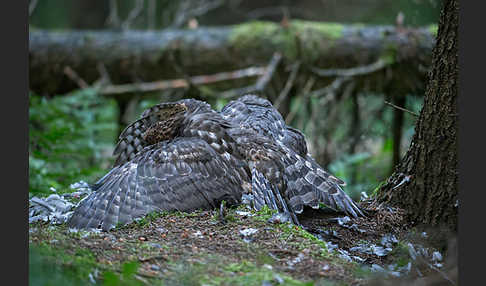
(376, 0), (458, 231)
(29, 21), (436, 95)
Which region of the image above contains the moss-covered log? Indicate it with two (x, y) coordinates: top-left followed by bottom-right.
(29, 20), (436, 95)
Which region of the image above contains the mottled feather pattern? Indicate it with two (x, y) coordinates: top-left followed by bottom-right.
(69, 138), (247, 230)
(69, 95), (363, 231)
(222, 95), (363, 218)
(113, 119), (150, 166)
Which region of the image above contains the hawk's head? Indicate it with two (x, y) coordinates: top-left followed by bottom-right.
(142, 98), (211, 145)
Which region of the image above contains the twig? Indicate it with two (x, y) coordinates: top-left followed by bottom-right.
(106, 0), (121, 29)
(122, 0), (145, 30)
(134, 274), (150, 284)
(310, 58), (388, 77)
(219, 52), (282, 99)
(274, 62), (301, 110)
(255, 52), (283, 90)
(246, 6), (316, 20)
(138, 255), (168, 263)
(285, 76), (315, 124)
(147, 0), (156, 30)
(310, 79), (356, 164)
(29, 0), (39, 17)
(95, 63), (112, 86)
(171, 0), (224, 28)
(267, 248), (300, 255)
(167, 48), (202, 97)
(100, 67), (266, 95)
(384, 100), (419, 116)
(63, 66), (89, 89)
(219, 86), (260, 100)
(426, 263), (457, 286)
(309, 76), (352, 100)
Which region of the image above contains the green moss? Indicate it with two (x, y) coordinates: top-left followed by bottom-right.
(278, 224), (328, 258)
(229, 20), (346, 62)
(428, 24), (438, 36)
(229, 21), (279, 48)
(291, 20), (344, 40)
(252, 205), (278, 222)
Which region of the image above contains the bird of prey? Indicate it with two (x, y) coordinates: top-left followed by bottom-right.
(68, 95), (363, 230)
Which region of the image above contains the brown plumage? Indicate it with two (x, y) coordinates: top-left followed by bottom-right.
(68, 95), (363, 231)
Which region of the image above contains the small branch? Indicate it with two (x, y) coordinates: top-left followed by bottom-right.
(122, 0), (145, 30)
(219, 52), (282, 99)
(308, 76), (352, 99)
(219, 86), (260, 100)
(285, 76), (315, 124)
(384, 100), (419, 116)
(391, 95), (406, 170)
(312, 79), (356, 165)
(171, 0), (224, 28)
(167, 49), (201, 97)
(106, 0), (121, 29)
(147, 0), (156, 30)
(426, 263), (457, 286)
(94, 63), (112, 87)
(246, 6), (316, 20)
(310, 58), (388, 77)
(63, 66), (89, 89)
(100, 67), (266, 95)
(138, 255), (168, 263)
(255, 52), (283, 90)
(349, 92), (361, 155)
(274, 62), (301, 110)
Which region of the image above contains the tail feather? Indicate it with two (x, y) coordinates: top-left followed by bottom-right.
(282, 148), (365, 218)
(250, 166), (300, 225)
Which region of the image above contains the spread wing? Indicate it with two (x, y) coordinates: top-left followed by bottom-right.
(222, 94), (364, 218)
(68, 137), (246, 231)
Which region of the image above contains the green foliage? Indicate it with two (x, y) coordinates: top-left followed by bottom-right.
(102, 261), (142, 286)
(29, 88), (118, 196)
(29, 243), (98, 286)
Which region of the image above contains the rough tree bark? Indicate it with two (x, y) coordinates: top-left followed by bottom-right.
(376, 0), (458, 231)
(29, 20), (436, 95)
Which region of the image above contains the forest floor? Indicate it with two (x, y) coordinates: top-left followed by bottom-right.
(28, 200), (458, 286)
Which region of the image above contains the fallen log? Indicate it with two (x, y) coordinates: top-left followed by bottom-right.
(29, 20), (436, 95)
